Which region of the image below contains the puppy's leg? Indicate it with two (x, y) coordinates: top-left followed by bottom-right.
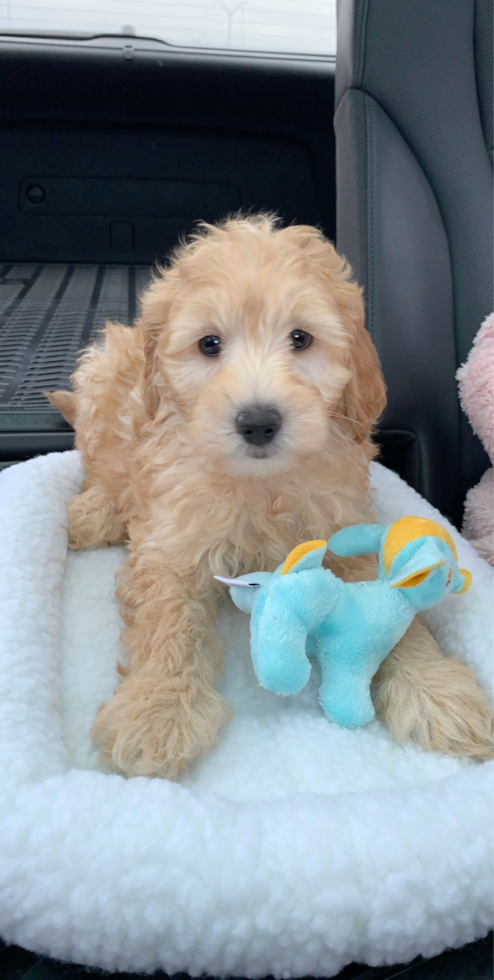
(374, 616), (493, 760)
(92, 551), (229, 778)
(330, 553), (493, 760)
(67, 484), (126, 550)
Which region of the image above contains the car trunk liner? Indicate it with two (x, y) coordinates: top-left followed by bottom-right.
(0, 262), (151, 463)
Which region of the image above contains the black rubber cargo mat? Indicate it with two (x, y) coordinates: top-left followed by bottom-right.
(0, 262), (151, 465)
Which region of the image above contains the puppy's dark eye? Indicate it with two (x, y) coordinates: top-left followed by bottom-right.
(290, 329), (313, 351)
(199, 335), (222, 357)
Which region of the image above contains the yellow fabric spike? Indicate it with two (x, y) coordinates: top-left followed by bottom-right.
(280, 540), (327, 576)
(382, 516), (458, 574)
(458, 569), (472, 593)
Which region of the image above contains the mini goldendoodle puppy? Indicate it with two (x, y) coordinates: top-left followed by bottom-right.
(49, 215), (493, 777)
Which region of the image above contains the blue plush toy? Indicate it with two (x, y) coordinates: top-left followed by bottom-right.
(215, 517), (471, 729)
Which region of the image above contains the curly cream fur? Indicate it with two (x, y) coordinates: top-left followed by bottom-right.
(51, 215), (493, 777)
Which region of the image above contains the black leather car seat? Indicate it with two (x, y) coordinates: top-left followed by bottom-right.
(334, 0), (493, 526)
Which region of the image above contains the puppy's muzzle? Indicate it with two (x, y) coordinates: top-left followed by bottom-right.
(235, 406), (282, 447)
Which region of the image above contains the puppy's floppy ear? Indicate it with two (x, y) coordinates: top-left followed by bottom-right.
(278, 226), (386, 443)
(140, 319), (162, 419)
(137, 273), (176, 419)
(45, 389), (77, 426)
(343, 310), (387, 444)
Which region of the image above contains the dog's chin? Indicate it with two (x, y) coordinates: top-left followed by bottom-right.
(211, 441), (306, 479)
(193, 420), (329, 479)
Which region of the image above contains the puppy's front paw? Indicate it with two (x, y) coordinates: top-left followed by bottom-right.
(92, 670), (230, 778)
(67, 487), (125, 550)
(375, 654), (494, 760)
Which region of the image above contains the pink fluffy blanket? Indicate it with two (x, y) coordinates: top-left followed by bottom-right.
(457, 313), (494, 565)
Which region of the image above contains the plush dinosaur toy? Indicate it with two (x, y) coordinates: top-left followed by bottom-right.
(215, 517), (471, 729)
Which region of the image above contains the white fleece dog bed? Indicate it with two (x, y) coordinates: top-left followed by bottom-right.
(0, 451), (492, 978)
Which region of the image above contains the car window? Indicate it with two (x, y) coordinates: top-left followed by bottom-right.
(0, 0), (337, 56)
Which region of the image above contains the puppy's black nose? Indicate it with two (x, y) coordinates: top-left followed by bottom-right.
(235, 406), (282, 446)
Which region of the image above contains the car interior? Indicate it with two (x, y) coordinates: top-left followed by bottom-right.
(0, 0), (492, 977)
